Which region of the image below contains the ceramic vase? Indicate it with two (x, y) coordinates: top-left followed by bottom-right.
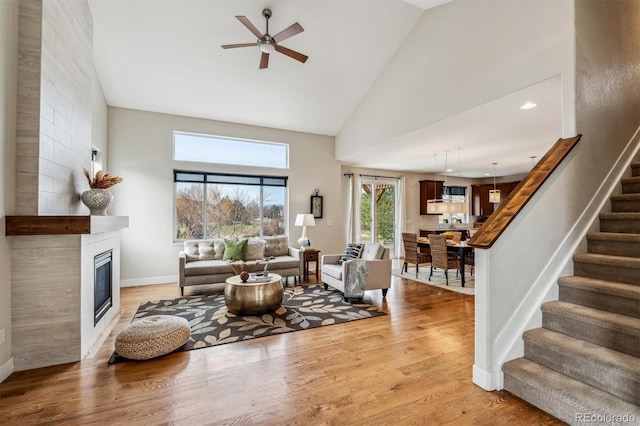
(81, 189), (114, 216)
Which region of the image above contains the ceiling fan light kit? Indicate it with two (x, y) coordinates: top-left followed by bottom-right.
(221, 8), (308, 69)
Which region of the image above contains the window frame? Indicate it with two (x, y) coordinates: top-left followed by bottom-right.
(173, 169), (289, 242)
(173, 131), (289, 169)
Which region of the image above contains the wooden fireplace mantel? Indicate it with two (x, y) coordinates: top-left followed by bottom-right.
(5, 215), (129, 236)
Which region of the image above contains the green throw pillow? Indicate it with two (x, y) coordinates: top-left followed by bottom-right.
(223, 239), (247, 261)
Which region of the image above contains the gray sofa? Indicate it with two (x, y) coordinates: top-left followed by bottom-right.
(178, 236), (302, 295)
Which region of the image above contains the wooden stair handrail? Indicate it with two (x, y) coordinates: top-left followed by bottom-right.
(467, 135), (582, 249)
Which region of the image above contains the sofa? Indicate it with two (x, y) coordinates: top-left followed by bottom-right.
(321, 243), (391, 298)
(178, 236), (302, 295)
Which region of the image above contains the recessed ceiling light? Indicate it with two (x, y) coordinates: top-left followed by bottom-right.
(484, 173), (491, 176)
(446, 169), (453, 172)
(520, 102), (537, 110)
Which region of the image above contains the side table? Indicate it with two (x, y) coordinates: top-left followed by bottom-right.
(302, 249), (321, 281)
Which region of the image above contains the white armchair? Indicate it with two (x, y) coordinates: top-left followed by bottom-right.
(321, 243), (391, 298)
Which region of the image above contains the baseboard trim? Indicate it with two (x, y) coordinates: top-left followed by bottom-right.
(473, 364), (500, 391)
(120, 275), (178, 287)
(0, 357), (14, 383)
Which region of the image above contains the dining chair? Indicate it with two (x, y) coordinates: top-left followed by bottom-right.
(401, 232), (430, 277)
(428, 234), (460, 285)
(465, 249), (475, 275)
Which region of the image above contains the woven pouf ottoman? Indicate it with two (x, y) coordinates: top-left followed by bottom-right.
(115, 315), (191, 360)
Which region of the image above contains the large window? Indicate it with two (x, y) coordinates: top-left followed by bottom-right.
(174, 132), (288, 168)
(174, 171), (288, 241)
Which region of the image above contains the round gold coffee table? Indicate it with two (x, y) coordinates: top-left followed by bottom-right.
(224, 273), (283, 315)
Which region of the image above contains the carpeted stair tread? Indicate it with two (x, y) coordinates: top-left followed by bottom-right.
(599, 212), (640, 233)
(573, 252), (640, 285)
(573, 252), (640, 268)
(503, 358), (640, 425)
(610, 193), (640, 200)
(542, 301), (640, 357)
(558, 275), (640, 299)
(632, 162), (640, 177)
(586, 232), (640, 257)
(587, 231), (640, 242)
(599, 212), (640, 219)
(558, 275), (640, 318)
(523, 328), (640, 404)
(621, 176), (640, 194)
(610, 193), (640, 212)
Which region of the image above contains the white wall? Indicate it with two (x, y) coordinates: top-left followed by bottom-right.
(474, 0), (640, 390)
(14, 0), (107, 216)
(38, 0), (98, 214)
(336, 0), (576, 158)
(0, 0), (18, 382)
(107, 107), (343, 285)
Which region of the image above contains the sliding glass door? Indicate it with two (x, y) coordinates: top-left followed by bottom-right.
(359, 177), (399, 255)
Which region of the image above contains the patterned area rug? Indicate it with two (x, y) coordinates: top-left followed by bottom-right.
(392, 268), (475, 295)
(109, 284), (386, 363)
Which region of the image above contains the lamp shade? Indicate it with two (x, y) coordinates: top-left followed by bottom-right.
(489, 190), (501, 203)
(295, 213), (316, 227)
(426, 200), (449, 214)
(426, 200), (468, 214)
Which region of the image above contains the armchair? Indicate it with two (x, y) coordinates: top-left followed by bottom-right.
(321, 243), (391, 298)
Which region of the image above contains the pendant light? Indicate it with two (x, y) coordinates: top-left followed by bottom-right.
(489, 162), (501, 203)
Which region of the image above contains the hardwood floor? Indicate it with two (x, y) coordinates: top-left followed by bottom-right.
(0, 265), (564, 425)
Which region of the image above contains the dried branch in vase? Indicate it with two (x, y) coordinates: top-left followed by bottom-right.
(83, 168), (123, 189)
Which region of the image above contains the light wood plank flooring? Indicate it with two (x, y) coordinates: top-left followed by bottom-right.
(0, 265), (563, 425)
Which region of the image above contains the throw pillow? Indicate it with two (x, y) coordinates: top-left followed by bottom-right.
(360, 243), (384, 260)
(245, 238), (266, 261)
(338, 243), (364, 265)
(264, 236), (289, 257)
(223, 239), (248, 261)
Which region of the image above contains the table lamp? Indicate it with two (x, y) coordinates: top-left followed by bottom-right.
(295, 213), (316, 247)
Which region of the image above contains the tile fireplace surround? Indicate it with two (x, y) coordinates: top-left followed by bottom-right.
(6, 216), (129, 371)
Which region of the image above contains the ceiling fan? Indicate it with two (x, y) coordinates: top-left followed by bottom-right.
(221, 8), (309, 69)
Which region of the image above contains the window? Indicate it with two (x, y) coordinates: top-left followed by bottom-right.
(174, 132), (288, 169)
(174, 171), (287, 241)
(441, 185), (468, 225)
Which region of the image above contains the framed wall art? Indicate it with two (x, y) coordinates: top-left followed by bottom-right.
(310, 189), (323, 219)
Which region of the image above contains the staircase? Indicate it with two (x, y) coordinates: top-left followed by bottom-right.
(503, 161), (640, 424)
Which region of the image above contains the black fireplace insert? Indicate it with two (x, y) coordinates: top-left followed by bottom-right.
(94, 250), (113, 325)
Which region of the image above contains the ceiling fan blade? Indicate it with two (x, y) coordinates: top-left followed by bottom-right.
(275, 45), (308, 63)
(259, 52), (269, 69)
(236, 16), (264, 39)
(273, 22), (304, 43)
(221, 43), (256, 49)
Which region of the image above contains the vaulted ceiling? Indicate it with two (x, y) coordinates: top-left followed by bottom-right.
(88, 0), (561, 177)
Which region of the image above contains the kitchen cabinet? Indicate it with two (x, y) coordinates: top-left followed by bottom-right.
(472, 184), (493, 216)
(419, 180), (444, 215)
(472, 181), (520, 216)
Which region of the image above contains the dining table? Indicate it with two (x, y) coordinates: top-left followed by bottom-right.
(417, 237), (474, 287)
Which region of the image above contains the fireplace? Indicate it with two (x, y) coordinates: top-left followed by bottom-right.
(94, 250), (113, 325)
